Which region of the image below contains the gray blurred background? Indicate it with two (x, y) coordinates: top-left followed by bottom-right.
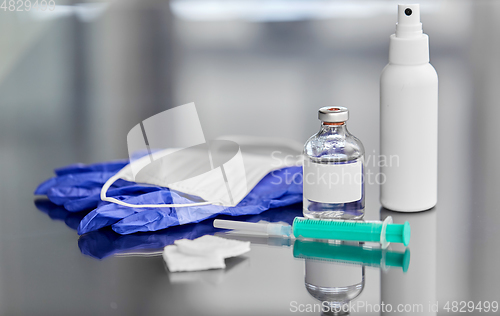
(0, 0), (499, 315)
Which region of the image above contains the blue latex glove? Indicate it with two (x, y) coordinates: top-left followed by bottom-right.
(35, 160), (129, 208)
(78, 166), (303, 235)
(35, 160), (303, 235)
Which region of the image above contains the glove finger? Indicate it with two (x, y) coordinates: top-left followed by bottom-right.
(55, 160), (129, 176)
(57, 172), (118, 188)
(77, 190), (174, 234)
(35, 172), (118, 198)
(34, 177), (58, 195)
(64, 185), (163, 212)
(111, 208), (179, 235)
(45, 175), (126, 206)
(47, 186), (102, 205)
(78, 204), (138, 235)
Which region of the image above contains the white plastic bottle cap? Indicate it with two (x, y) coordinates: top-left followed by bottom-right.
(389, 4), (429, 65)
(396, 4), (423, 38)
(318, 106), (349, 123)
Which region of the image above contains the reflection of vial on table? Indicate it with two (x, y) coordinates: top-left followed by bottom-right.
(303, 107), (365, 219)
(305, 258), (365, 315)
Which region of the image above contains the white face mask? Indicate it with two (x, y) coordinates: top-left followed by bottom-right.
(100, 135), (302, 209)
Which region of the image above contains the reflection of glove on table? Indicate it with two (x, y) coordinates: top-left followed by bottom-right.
(35, 199), (302, 260)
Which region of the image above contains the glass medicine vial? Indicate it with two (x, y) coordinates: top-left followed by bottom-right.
(303, 106), (365, 219)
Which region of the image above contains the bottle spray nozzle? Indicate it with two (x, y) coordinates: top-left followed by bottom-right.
(396, 4), (423, 38)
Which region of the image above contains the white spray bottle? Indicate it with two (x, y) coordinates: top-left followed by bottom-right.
(380, 4), (438, 212)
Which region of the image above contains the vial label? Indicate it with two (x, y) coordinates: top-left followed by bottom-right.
(303, 160), (363, 204)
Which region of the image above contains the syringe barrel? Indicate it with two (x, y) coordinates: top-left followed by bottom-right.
(292, 217), (410, 246)
(293, 217), (382, 242)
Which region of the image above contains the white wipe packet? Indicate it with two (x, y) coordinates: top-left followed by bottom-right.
(163, 246), (225, 272)
(175, 235), (251, 258)
(163, 235), (251, 272)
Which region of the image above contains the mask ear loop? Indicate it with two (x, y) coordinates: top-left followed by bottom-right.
(100, 174), (214, 208)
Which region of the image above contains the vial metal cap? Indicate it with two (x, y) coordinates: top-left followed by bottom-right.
(318, 106), (349, 123)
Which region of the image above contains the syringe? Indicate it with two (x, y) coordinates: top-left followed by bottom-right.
(213, 216), (410, 248)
